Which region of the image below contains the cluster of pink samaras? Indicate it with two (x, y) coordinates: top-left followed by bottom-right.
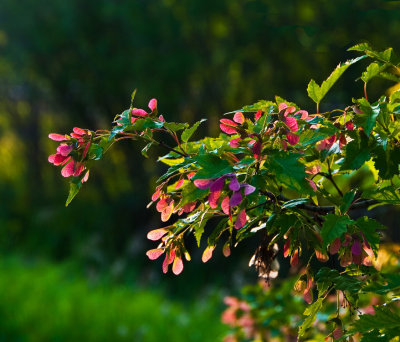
(219, 102), (354, 153)
(48, 127), (91, 181)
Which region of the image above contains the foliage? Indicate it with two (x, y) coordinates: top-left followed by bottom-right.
(0, 257), (226, 342)
(48, 44), (400, 340)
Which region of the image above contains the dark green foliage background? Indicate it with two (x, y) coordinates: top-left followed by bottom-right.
(0, 0), (400, 339)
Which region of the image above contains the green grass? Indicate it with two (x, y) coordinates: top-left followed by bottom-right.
(0, 257), (227, 341)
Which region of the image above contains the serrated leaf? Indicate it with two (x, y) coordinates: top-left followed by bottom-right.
(362, 186), (400, 204)
(349, 43), (393, 64)
(192, 154), (234, 180)
(267, 152), (309, 193)
(361, 62), (386, 83)
(180, 183), (209, 205)
(321, 214), (354, 246)
(316, 267), (363, 294)
(340, 134), (371, 170)
(354, 98), (380, 136)
(163, 122), (189, 132)
(298, 298), (323, 337)
(66, 181), (82, 207)
(207, 218), (229, 246)
(363, 273), (400, 294)
(307, 56), (365, 104)
(372, 145), (400, 180)
(352, 306), (400, 332)
(181, 119), (206, 143)
(297, 128), (332, 146)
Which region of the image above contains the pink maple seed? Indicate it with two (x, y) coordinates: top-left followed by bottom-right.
(219, 119), (238, 135)
(229, 191), (242, 207)
(210, 177), (225, 192)
(82, 142), (91, 159)
(287, 133), (299, 145)
(193, 178), (214, 189)
(172, 257), (184, 275)
(283, 239), (290, 258)
(242, 184), (256, 195)
(82, 170), (90, 183)
(351, 239), (362, 256)
(49, 133), (69, 141)
(146, 248), (164, 260)
(296, 110), (309, 120)
(329, 238), (341, 255)
(61, 160), (76, 177)
(254, 110), (262, 121)
(147, 228), (168, 241)
(175, 178), (185, 189)
(233, 112), (245, 124)
(284, 116), (298, 132)
(73, 127), (86, 135)
(221, 196), (230, 215)
(303, 287), (313, 304)
(202, 245), (216, 263)
(234, 209), (247, 229)
(229, 138), (241, 148)
(156, 197), (169, 212)
(228, 176), (240, 191)
(252, 141), (262, 159)
(208, 190), (221, 209)
(148, 98), (157, 112)
(161, 202), (174, 222)
(345, 121), (354, 130)
(131, 108), (148, 117)
(151, 189), (162, 201)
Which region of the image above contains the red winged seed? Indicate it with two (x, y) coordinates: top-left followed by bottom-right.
(234, 209), (247, 229)
(147, 228), (168, 241)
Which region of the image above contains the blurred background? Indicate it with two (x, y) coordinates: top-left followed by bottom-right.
(0, 0), (400, 340)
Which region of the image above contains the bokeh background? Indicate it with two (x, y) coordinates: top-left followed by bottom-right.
(0, 0), (400, 340)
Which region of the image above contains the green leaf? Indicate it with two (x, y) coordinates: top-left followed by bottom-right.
(281, 198), (309, 209)
(340, 190), (356, 213)
(361, 62), (387, 83)
(352, 306), (400, 332)
(192, 154), (234, 180)
(130, 118), (164, 131)
(307, 56), (365, 104)
(130, 89), (137, 108)
(88, 144), (103, 160)
(65, 181), (82, 207)
(163, 122), (189, 132)
(362, 186), (400, 204)
(193, 211), (211, 247)
(181, 119), (206, 142)
(141, 142), (153, 158)
(363, 273), (400, 294)
(207, 218), (229, 246)
(297, 128), (332, 147)
(298, 298), (323, 337)
(349, 43), (393, 63)
(267, 152), (309, 193)
(157, 159), (194, 182)
(316, 267), (363, 294)
(355, 217), (384, 253)
(340, 133), (371, 170)
(180, 183), (209, 205)
(372, 145), (400, 180)
(354, 98), (380, 136)
(321, 214), (354, 246)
